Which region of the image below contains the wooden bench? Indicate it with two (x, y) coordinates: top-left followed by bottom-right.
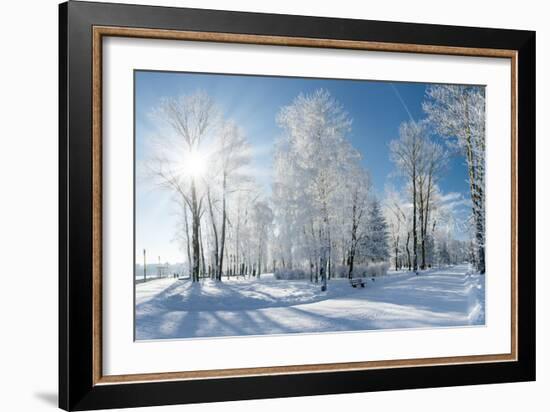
(350, 278), (366, 288)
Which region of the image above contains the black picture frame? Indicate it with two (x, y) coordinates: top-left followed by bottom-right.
(59, 1), (536, 410)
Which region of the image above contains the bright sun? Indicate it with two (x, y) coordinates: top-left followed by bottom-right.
(184, 150), (207, 178)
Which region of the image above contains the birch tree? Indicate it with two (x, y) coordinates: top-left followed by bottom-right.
(251, 200), (274, 277)
(423, 85), (486, 273)
(390, 120), (426, 272)
(210, 121), (252, 280)
(417, 140), (447, 269)
(174, 197), (193, 276)
(384, 188), (408, 271)
(272, 138), (301, 270)
(344, 167), (371, 278)
(149, 91), (220, 281)
(276, 89), (354, 290)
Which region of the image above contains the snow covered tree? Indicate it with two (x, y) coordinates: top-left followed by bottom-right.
(360, 197), (390, 263)
(148, 91), (258, 282)
(423, 85), (486, 273)
(384, 187), (409, 271)
(275, 88), (356, 291)
(208, 121), (252, 280)
(361, 197), (390, 262)
(343, 167), (371, 278)
(271, 138), (302, 270)
(390, 120), (427, 271)
(250, 200), (274, 277)
(174, 196), (193, 277)
(145, 87), (474, 285)
(416, 140), (447, 269)
(224, 182), (260, 278)
(149, 91), (221, 282)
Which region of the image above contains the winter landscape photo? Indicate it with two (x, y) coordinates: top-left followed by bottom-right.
(134, 70), (486, 341)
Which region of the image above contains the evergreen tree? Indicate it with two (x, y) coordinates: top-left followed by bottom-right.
(361, 197), (390, 262)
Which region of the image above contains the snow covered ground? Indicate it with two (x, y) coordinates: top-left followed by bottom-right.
(135, 264), (485, 340)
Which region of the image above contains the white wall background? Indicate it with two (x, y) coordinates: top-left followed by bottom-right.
(0, 1), (545, 411)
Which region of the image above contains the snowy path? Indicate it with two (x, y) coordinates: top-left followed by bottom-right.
(135, 264), (484, 340)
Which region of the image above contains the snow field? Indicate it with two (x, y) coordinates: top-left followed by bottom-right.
(136, 264), (484, 340)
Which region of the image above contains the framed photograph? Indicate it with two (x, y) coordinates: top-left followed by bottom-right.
(59, 1), (535, 410)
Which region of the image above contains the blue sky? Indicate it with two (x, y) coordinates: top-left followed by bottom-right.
(135, 70), (474, 264)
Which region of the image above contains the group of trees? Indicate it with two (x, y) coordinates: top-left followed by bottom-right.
(386, 85), (486, 274)
(384, 186), (472, 272)
(150, 91), (271, 282)
(388, 121), (447, 272)
(272, 89), (389, 289)
(148, 83), (486, 284)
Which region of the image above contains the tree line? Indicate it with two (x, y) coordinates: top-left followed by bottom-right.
(147, 83), (486, 285)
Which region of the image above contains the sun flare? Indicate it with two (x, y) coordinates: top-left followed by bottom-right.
(184, 150), (207, 178)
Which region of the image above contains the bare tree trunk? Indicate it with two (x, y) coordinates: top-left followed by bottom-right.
(304, 227), (314, 282)
(199, 223), (206, 278)
(348, 199), (359, 279)
(475, 205), (485, 273)
(319, 246), (327, 291)
(395, 235), (400, 271)
(418, 177), (430, 270)
(320, 203), (329, 292)
(257, 231), (263, 279)
(348, 238), (356, 279)
(328, 255), (332, 280)
(235, 208), (240, 275)
(316, 227), (321, 284)
(218, 173), (227, 281)
(422, 172), (433, 270)
(412, 163), (418, 272)
(191, 178), (200, 282)
(207, 189), (219, 278)
(182, 202), (192, 278)
(406, 231), (411, 271)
